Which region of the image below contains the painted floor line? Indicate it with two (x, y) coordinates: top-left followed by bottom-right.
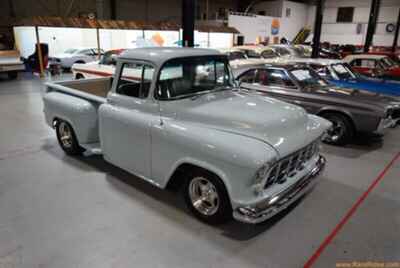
(304, 151), (400, 268)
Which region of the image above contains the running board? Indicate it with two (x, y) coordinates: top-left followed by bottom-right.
(81, 143), (102, 156)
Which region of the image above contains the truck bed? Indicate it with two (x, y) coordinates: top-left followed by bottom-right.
(45, 77), (113, 103)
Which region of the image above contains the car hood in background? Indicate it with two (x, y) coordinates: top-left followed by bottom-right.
(330, 77), (400, 96)
(307, 85), (400, 110)
(164, 90), (329, 158)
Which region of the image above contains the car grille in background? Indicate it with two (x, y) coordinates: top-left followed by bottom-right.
(391, 108), (400, 119)
(264, 140), (320, 189)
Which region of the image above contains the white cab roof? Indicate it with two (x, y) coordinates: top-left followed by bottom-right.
(119, 47), (222, 66)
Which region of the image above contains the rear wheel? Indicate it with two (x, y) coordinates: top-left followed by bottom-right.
(55, 120), (84, 155)
(321, 113), (354, 146)
(183, 169), (232, 225)
(75, 73), (84, 79)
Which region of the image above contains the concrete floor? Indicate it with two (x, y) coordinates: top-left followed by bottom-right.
(0, 73), (399, 268)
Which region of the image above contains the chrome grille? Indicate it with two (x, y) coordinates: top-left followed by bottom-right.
(264, 140), (320, 189)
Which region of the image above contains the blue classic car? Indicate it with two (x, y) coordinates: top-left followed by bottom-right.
(288, 58), (400, 97)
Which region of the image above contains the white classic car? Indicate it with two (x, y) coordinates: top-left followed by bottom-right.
(49, 47), (104, 69)
(72, 49), (125, 79)
(42, 47), (330, 224)
(219, 48), (273, 68)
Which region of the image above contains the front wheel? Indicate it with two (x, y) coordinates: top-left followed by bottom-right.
(55, 120), (84, 155)
(184, 169), (232, 225)
(321, 113), (354, 146)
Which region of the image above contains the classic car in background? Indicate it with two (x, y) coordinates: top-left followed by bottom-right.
(285, 58), (400, 96)
(343, 54), (400, 81)
(364, 51), (400, 64)
(234, 45), (281, 59)
(267, 44), (310, 58)
(234, 62), (400, 145)
(72, 49), (125, 79)
(219, 48), (272, 68)
(49, 47), (104, 69)
(43, 47), (330, 225)
(0, 49), (25, 79)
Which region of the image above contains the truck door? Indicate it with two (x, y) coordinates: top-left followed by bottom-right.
(99, 61), (157, 179)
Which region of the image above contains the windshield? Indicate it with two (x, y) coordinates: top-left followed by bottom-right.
(228, 51), (247, 60)
(241, 49), (262, 59)
(64, 48), (78, 54)
(330, 63), (357, 80)
(380, 57), (398, 68)
(292, 46), (310, 58)
(156, 57), (234, 100)
(289, 68), (329, 88)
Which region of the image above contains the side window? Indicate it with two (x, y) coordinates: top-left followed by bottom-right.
(116, 62), (154, 99)
(353, 59), (376, 68)
(101, 52), (118, 65)
(256, 69), (296, 88)
(80, 49), (93, 56)
(238, 69), (256, 83)
(261, 50), (277, 59)
(311, 65), (331, 79)
(276, 47), (291, 56)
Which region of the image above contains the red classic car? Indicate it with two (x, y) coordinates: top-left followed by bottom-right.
(343, 54), (400, 81)
(367, 51), (400, 64)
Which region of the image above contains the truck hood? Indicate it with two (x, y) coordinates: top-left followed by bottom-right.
(166, 90), (330, 158)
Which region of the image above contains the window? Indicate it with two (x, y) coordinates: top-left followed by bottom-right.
(337, 7), (354, 23)
(330, 63), (357, 80)
(241, 49), (261, 59)
(289, 68), (328, 88)
(228, 51), (247, 61)
(238, 69), (256, 83)
(80, 49), (94, 55)
(261, 49), (278, 59)
(156, 57), (233, 100)
(310, 64), (332, 79)
(100, 50), (120, 65)
(351, 59), (377, 68)
(275, 47), (291, 56)
(116, 62), (154, 99)
(256, 69), (296, 88)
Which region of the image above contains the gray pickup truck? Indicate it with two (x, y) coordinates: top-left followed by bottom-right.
(43, 47), (330, 224)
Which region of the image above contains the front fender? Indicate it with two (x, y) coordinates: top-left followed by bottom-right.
(151, 120), (278, 207)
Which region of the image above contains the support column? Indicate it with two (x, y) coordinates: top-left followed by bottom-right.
(364, 0), (381, 53)
(110, 0), (116, 20)
(392, 8), (400, 52)
(182, 0), (195, 47)
(96, 28), (101, 60)
(311, 0), (324, 58)
(34, 26), (45, 78)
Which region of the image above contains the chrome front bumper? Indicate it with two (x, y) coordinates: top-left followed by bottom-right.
(376, 117), (400, 134)
(233, 155), (326, 224)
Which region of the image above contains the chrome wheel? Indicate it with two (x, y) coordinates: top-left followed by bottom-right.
(324, 120), (345, 143)
(59, 122), (73, 148)
(188, 177), (219, 216)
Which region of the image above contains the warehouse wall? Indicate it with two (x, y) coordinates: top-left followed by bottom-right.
(307, 0), (400, 46)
